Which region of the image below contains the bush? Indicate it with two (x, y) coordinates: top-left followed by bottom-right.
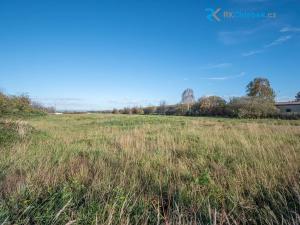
(122, 107), (132, 114)
(112, 108), (119, 114)
(228, 96), (278, 118)
(174, 104), (191, 116)
(192, 96), (227, 116)
(143, 106), (156, 115)
(131, 107), (144, 115)
(0, 92), (47, 117)
(0, 92), (10, 114)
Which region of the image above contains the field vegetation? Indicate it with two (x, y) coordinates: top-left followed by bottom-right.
(1, 114), (300, 224)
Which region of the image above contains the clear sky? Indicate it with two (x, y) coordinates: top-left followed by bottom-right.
(0, 0), (299, 110)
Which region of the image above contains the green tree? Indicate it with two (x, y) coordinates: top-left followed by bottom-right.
(246, 77), (275, 101)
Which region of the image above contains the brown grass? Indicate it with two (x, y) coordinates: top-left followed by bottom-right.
(0, 114), (299, 224)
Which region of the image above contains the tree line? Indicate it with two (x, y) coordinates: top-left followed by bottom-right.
(113, 77), (300, 119)
(1, 77), (299, 118)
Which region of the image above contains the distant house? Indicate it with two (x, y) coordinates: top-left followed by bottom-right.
(275, 101), (300, 113)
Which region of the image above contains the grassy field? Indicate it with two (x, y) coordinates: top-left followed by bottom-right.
(0, 114), (300, 224)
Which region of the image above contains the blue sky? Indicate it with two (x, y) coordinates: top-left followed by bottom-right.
(0, 0), (299, 110)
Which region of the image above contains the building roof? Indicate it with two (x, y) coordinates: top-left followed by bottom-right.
(275, 101), (300, 106)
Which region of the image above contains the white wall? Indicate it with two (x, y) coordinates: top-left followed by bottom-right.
(276, 104), (300, 113)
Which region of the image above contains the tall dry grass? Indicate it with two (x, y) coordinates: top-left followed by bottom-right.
(0, 114), (299, 224)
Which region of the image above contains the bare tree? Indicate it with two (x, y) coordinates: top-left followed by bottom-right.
(157, 101), (167, 115)
(295, 91), (300, 102)
(181, 88), (195, 104)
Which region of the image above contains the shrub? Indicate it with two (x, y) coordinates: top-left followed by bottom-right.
(192, 96), (227, 116)
(228, 96), (278, 118)
(122, 107), (132, 114)
(0, 92), (47, 116)
(165, 105), (177, 115)
(174, 104), (191, 116)
(0, 92), (10, 114)
(143, 106), (156, 115)
(131, 107), (144, 115)
(112, 108), (119, 114)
